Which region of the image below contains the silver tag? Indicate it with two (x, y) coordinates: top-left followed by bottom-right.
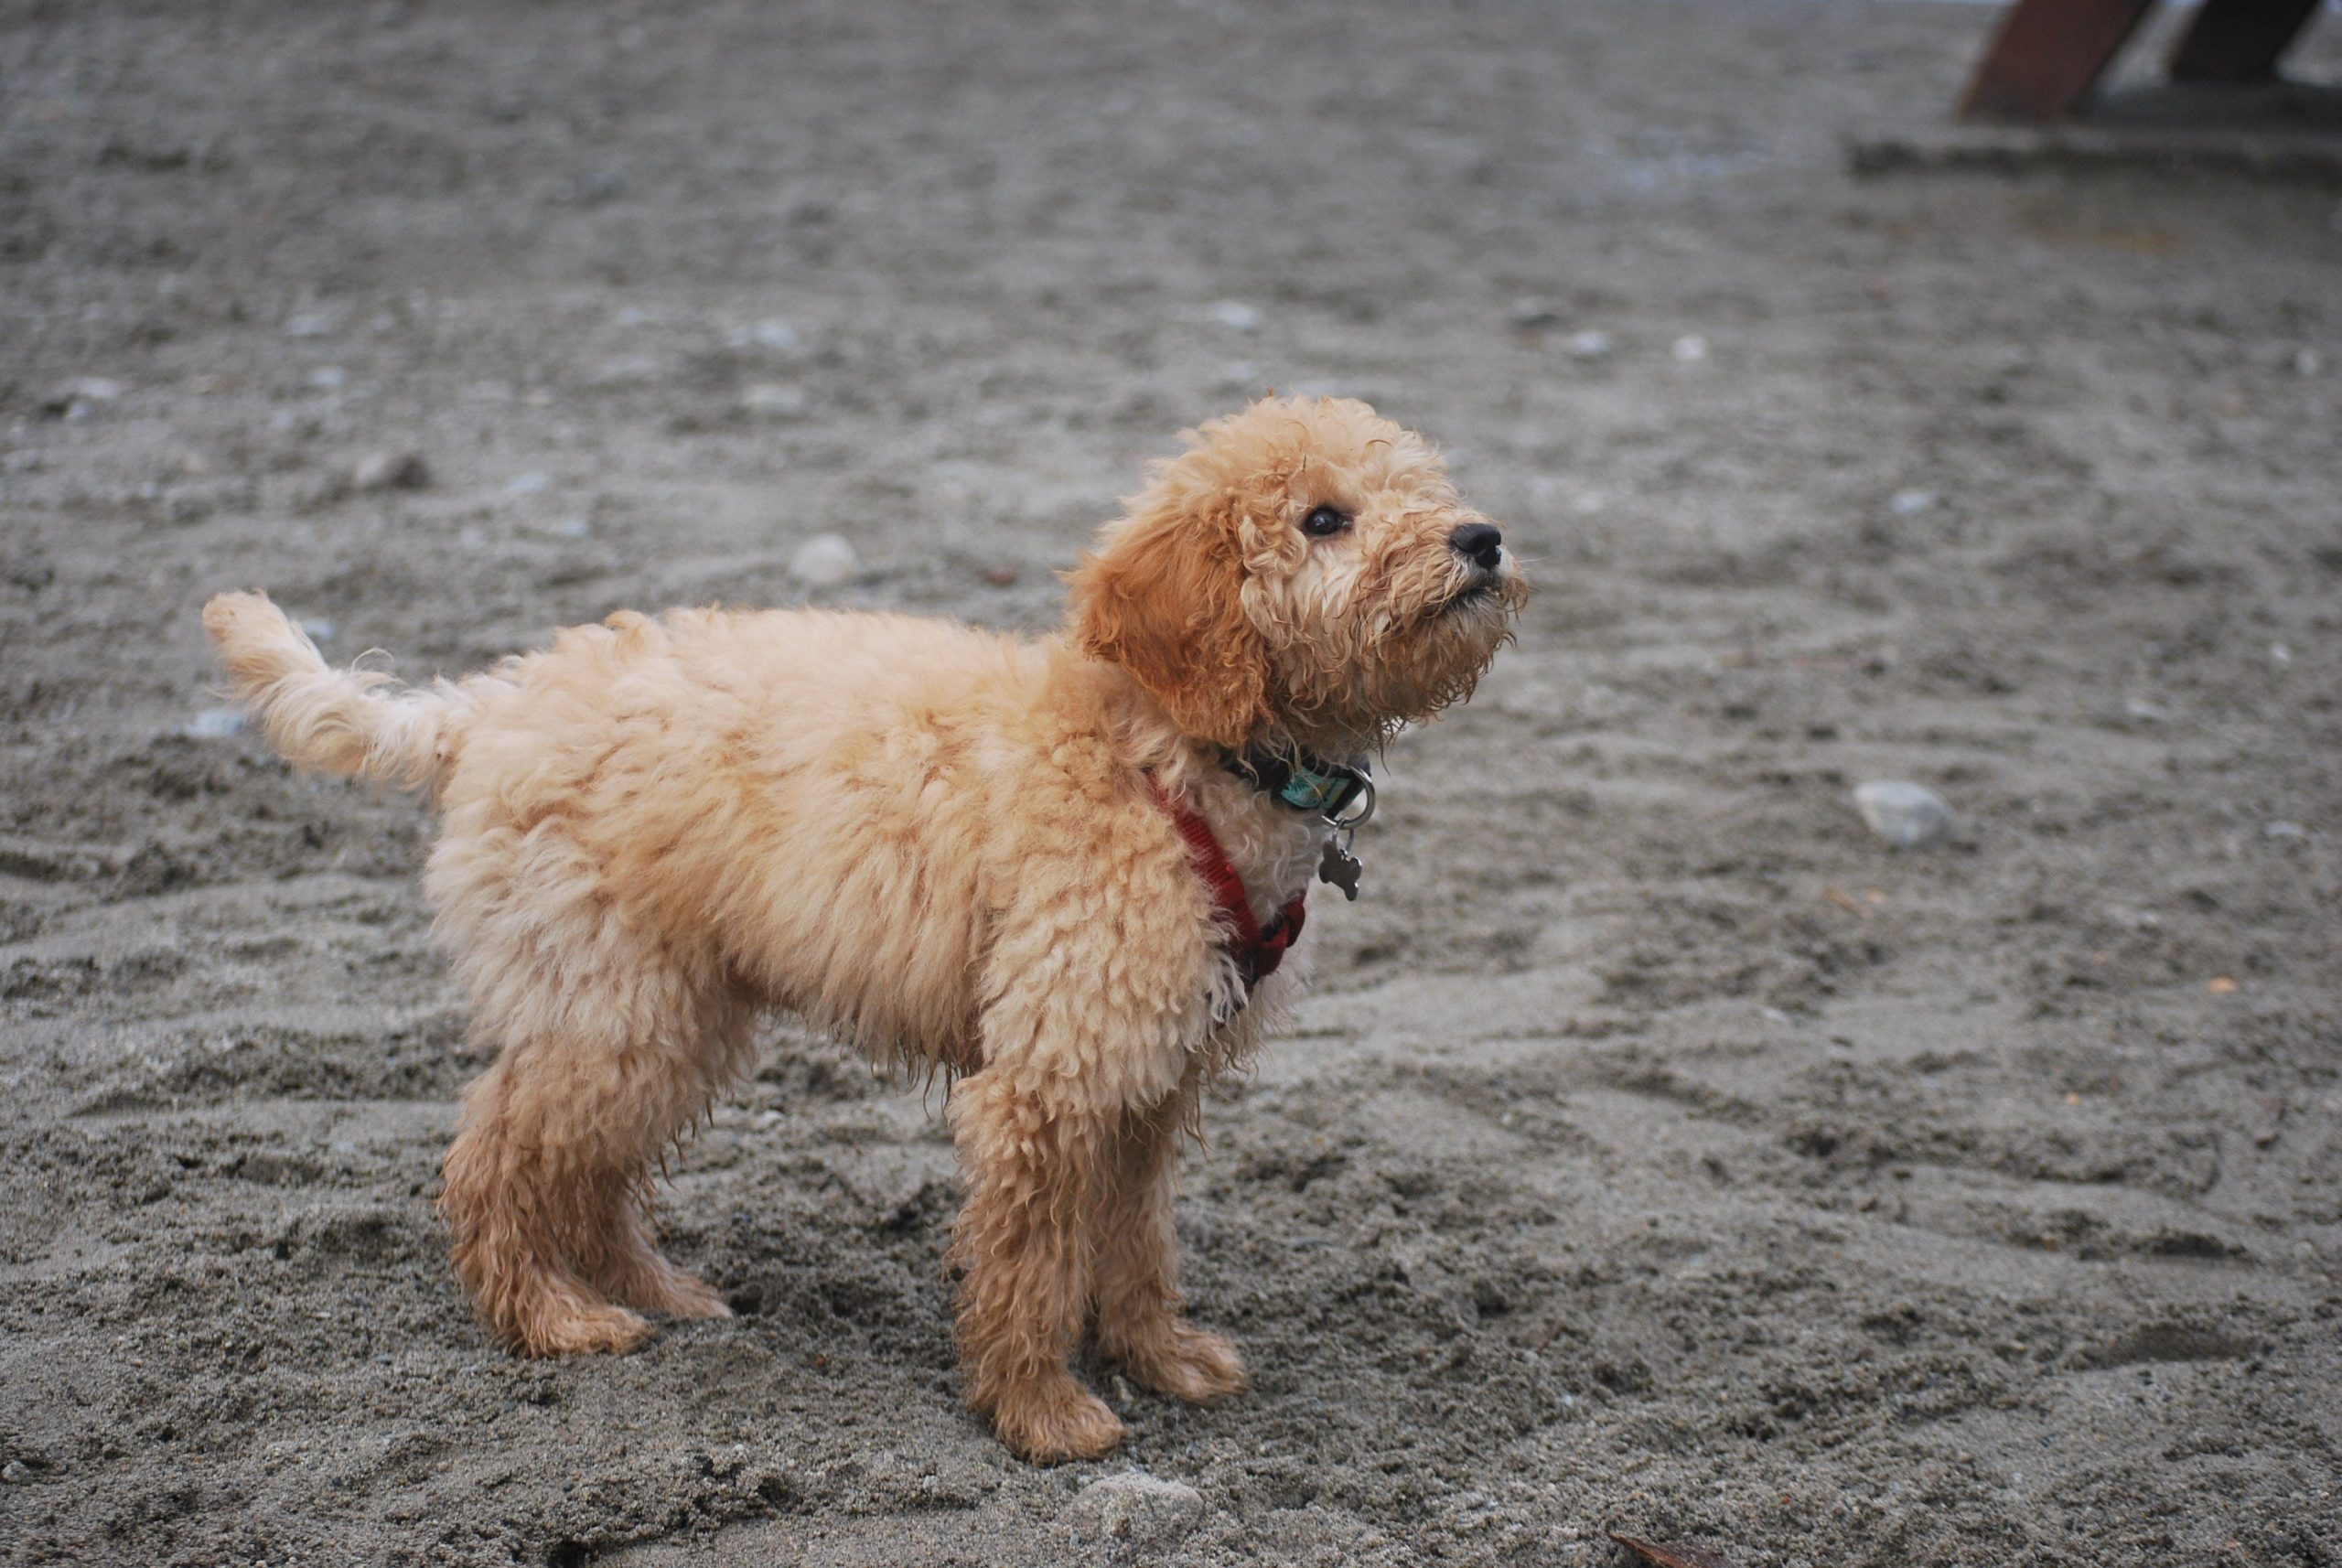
(1317, 838), (1363, 901)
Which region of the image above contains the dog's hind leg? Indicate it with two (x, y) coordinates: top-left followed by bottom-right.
(433, 830), (747, 1355)
(440, 988), (744, 1354)
(573, 994), (757, 1322)
(441, 1049), (655, 1356)
(1090, 1092), (1246, 1404)
(583, 1193), (732, 1323)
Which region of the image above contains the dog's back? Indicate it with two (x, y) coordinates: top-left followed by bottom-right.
(429, 606), (1058, 1067)
(208, 596), (1069, 1047)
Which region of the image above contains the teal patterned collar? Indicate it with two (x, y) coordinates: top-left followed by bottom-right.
(1219, 746), (1372, 821)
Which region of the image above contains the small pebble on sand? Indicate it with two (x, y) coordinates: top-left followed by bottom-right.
(1067, 1471), (1204, 1546)
(1853, 781), (1954, 850)
(1508, 296), (1562, 330)
(352, 451), (430, 492)
(733, 319), (800, 351)
(186, 707), (246, 739)
(790, 533), (858, 588)
(1563, 329), (1612, 360)
(48, 378), (122, 420)
(1209, 300), (1262, 334)
(741, 383), (810, 418)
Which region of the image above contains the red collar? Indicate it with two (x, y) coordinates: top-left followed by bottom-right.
(1146, 776), (1307, 992)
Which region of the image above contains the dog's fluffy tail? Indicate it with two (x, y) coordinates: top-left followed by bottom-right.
(201, 591), (460, 793)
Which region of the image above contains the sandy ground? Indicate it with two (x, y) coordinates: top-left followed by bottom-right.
(4, 1), (2339, 1563)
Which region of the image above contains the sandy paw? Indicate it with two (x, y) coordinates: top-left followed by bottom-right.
(650, 1273), (734, 1322)
(1115, 1323), (1248, 1405)
(521, 1303), (654, 1357)
(615, 1263), (733, 1322)
(988, 1377), (1127, 1463)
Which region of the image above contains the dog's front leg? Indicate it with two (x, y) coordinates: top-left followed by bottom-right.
(947, 817), (1235, 1459)
(946, 1069), (1126, 1462)
(1090, 1092), (1247, 1405)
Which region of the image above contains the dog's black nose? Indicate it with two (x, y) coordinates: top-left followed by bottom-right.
(1449, 522), (1504, 572)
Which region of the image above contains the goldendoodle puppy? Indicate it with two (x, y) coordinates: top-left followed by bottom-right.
(203, 395), (1524, 1460)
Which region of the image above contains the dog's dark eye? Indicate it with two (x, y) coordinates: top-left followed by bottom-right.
(1300, 505), (1350, 537)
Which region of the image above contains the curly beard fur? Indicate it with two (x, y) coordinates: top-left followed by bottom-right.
(1068, 396), (1527, 757)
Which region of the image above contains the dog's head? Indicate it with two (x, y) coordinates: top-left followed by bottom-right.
(1068, 396), (1526, 751)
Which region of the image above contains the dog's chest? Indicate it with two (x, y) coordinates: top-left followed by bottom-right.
(1188, 774), (1332, 928)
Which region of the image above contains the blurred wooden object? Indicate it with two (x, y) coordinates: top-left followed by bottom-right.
(2168, 0), (2321, 83)
(1961, 0), (2324, 123)
(1961, 0), (2154, 122)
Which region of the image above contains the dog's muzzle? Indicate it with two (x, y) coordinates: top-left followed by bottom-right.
(1448, 521), (1504, 572)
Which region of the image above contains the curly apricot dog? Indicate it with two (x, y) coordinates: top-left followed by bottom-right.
(202, 395), (1524, 1460)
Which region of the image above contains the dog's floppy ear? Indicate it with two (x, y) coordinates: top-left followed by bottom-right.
(1068, 493), (1271, 748)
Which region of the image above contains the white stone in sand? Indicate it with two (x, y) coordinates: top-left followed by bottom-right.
(1853, 781), (1955, 850)
(1508, 296), (1562, 329)
(740, 383), (810, 418)
(352, 450), (430, 491)
(1067, 1471), (1205, 1546)
(789, 533), (858, 587)
(1209, 299), (1262, 333)
(734, 319), (800, 351)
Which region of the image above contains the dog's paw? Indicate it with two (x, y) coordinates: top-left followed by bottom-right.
(1115, 1323), (1248, 1405)
(618, 1264), (733, 1322)
(989, 1377), (1127, 1464)
(521, 1303), (654, 1357)
(650, 1273), (734, 1322)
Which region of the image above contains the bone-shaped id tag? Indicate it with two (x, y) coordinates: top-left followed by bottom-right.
(1317, 837), (1363, 901)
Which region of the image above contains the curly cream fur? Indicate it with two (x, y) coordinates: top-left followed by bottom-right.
(201, 592), (469, 791)
(202, 395), (1523, 1462)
